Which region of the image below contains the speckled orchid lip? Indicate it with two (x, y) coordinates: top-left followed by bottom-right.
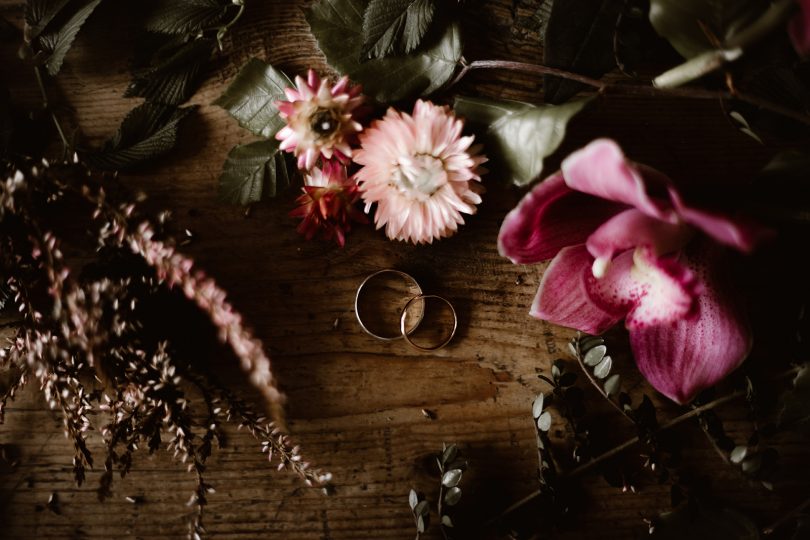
(498, 139), (768, 404)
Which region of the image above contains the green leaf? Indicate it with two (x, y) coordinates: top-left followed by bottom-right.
(24, 0), (70, 42)
(126, 37), (214, 105)
(218, 139), (290, 205)
(543, 0), (623, 104)
(651, 504), (760, 539)
(214, 58), (293, 138)
(33, 0), (104, 76)
(441, 469), (462, 488)
(361, 0), (437, 59)
(306, 0), (462, 103)
(649, 0), (768, 59)
(82, 103), (196, 170)
(454, 96), (591, 186)
(145, 0), (231, 35)
(779, 364), (810, 433)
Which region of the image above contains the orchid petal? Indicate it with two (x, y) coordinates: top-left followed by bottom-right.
(668, 188), (768, 253)
(498, 172), (624, 264)
(586, 248), (700, 330)
(585, 208), (693, 276)
(531, 245), (624, 334)
(629, 245), (751, 404)
(561, 139), (676, 221)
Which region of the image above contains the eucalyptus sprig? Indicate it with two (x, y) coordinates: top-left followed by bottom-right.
(408, 443), (467, 539)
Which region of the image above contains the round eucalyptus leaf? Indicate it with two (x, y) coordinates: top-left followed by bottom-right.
(532, 393), (545, 419)
(444, 486), (462, 506)
(730, 446), (748, 465)
(537, 411), (552, 432)
(583, 344), (607, 366)
(408, 488), (418, 510)
(604, 374), (621, 397)
(441, 515), (454, 528)
(414, 499), (430, 518)
(441, 469), (463, 488)
(593, 355), (613, 379)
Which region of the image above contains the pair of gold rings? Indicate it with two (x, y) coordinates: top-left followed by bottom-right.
(354, 269), (458, 351)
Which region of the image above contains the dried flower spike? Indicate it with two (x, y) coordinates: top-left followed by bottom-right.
(275, 69), (364, 170)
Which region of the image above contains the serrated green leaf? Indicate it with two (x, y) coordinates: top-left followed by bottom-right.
(145, 0), (231, 35)
(24, 0), (70, 42)
(214, 58), (293, 138)
(361, 0), (437, 59)
(543, 0), (623, 104)
(454, 96), (591, 186)
(307, 0), (462, 103)
(651, 504), (760, 539)
(218, 139), (290, 205)
(649, 0), (768, 59)
(82, 103), (196, 170)
(34, 0), (103, 76)
(126, 37), (214, 105)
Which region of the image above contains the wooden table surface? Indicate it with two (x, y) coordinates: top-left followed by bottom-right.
(1, 1), (808, 539)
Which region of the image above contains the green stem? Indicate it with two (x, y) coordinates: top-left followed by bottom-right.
(34, 66), (70, 154)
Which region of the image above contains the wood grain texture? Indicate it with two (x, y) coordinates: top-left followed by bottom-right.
(1, 1), (808, 539)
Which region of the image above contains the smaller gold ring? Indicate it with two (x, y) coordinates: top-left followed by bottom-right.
(355, 269), (424, 341)
(399, 295), (457, 351)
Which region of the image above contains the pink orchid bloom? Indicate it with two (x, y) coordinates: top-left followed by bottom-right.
(790, 0), (810, 56)
(498, 139), (767, 404)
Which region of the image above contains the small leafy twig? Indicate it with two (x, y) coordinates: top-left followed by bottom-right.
(408, 444), (465, 539)
(489, 366), (802, 525)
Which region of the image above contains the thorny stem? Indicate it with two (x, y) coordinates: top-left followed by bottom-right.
(763, 497), (810, 535)
(488, 366), (802, 527)
(450, 59), (810, 127)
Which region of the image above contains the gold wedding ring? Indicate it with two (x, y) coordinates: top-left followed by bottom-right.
(400, 294), (458, 351)
(354, 269), (458, 350)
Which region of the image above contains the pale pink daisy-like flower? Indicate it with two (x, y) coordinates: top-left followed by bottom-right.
(354, 100), (486, 244)
(275, 70), (364, 170)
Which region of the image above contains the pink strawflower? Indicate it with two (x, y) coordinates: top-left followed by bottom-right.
(275, 70), (364, 170)
(498, 139), (770, 404)
(354, 100), (487, 244)
(290, 161), (367, 247)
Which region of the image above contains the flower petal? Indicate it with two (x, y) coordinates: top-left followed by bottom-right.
(668, 188), (769, 253)
(531, 245), (624, 334)
(498, 172), (624, 264)
(628, 244), (751, 404)
(585, 208), (693, 277)
(586, 248), (700, 330)
(561, 139), (676, 221)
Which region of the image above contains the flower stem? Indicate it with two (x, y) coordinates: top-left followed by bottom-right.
(34, 66), (70, 155)
(451, 59), (810, 127)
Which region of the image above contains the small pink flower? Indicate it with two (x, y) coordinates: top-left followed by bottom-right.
(290, 162), (367, 247)
(354, 100), (487, 244)
(275, 70), (364, 170)
(790, 0), (810, 56)
(498, 139), (769, 404)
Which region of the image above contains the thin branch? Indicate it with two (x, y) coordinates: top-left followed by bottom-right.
(763, 497), (810, 535)
(450, 59), (810, 127)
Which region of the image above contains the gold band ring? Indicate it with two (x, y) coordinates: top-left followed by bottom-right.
(399, 294), (457, 351)
(354, 269), (424, 341)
